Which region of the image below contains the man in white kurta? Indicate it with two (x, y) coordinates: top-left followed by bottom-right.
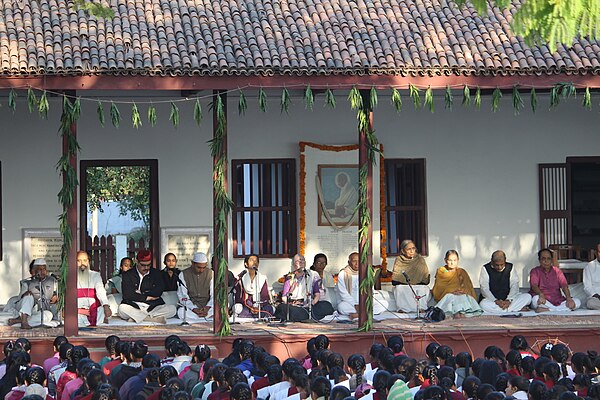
(479, 250), (532, 313)
(584, 243), (600, 310)
(76, 251), (112, 326)
(177, 252), (214, 322)
(337, 252), (387, 319)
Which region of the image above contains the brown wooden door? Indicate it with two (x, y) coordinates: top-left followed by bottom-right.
(538, 163), (571, 248)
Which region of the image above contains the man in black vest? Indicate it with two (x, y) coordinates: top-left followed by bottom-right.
(479, 250), (532, 313)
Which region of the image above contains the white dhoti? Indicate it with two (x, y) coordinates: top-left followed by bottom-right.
(586, 297), (600, 310)
(107, 294), (122, 315)
(177, 306), (213, 323)
(78, 306), (106, 327)
(337, 298), (387, 317)
(14, 295), (59, 327)
(118, 302), (177, 323)
(530, 295), (581, 311)
(393, 285), (431, 312)
(480, 293), (532, 313)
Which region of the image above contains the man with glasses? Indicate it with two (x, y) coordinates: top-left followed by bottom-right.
(118, 250), (177, 323)
(479, 250), (531, 314)
(529, 248), (580, 312)
(177, 252), (213, 322)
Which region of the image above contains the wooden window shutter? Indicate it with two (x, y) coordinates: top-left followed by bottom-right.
(538, 163), (571, 248)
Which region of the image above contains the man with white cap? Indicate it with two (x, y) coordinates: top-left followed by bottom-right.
(76, 250), (112, 326)
(177, 252), (214, 322)
(118, 250), (177, 324)
(7, 258), (59, 329)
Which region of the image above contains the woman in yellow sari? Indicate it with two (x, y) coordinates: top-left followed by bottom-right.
(432, 250), (482, 318)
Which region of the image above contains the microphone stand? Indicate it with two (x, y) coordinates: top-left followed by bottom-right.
(176, 277), (190, 326)
(403, 273), (426, 320)
(304, 270), (314, 321)
(251, 268), (264, 323)
(229, 271), (246, 325)
(37, 273), (46, 328)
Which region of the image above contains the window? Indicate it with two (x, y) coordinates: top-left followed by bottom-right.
(232, 159), (297, 257)
(384, 158), (428, 256)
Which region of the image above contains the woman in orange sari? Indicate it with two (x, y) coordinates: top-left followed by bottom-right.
(432, 250), (482, 318)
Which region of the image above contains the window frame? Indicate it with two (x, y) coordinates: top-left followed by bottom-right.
(231, 158), (297, 258)
(384, 158), (428, 256)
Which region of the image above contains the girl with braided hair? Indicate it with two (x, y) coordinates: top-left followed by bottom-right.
(573, 374), (592, 398)
(571, 352), (594, 376)
(521, 356), (535, 380)
(399, 358), (423, 389)
(133, 368), (160, 400)
(372, 370), (391, 400)
(483, 346), (506, 372)
(4, 367), (28, 400)
(180, 344), (211, 390)
(542, 362), (561, 389)
(230, 382), (252, 400)
(56, 346), (89, 400)
(455, 352), (472, 388)
(460, 376), (480, 400)
(506, 350), (523, 376)
(91, 384), (119, 400)
(311, 376), (332, 400)
(189, 359), (218, 399)
(347, 354), (366, 392)
(550, 343), (574, 379)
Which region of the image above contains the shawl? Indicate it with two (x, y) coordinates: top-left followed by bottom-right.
(343, 265), (358, 296)
(431, 266), (476, 302)
(392, 254), (430, 284)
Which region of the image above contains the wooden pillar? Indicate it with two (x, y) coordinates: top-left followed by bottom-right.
(212, 90), (228, 334)
(63, 91), (79, 337)
(358, 90), (373, 328)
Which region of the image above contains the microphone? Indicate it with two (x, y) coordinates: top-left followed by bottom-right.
(252, 266), (258, 271)
(401, 271), (411, 283)
(238, 270), (247, 278)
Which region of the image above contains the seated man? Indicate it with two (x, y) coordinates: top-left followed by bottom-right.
(529, 248), (581, 312)
(8, 258), (60, 329)
(583, 242), (600, 310)
(233, 254), (274, 319)
(177, 252), (214, 322)
(118, 250), (177, 323)
(337, 252), (387, 320)
(274, 254), (313, 322)
(76, 250), (112, 326)
(479, 250), (532, 313)
(391, 240), (431, 313)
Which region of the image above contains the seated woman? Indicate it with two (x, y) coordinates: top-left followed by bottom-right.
(233, 254), (274, 319)
(432, 250), (483, 318)
(105, 257), (133, 315)
(391, 240), (431, 313)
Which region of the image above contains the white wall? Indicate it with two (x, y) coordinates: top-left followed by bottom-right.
(0, 89), (597, 303)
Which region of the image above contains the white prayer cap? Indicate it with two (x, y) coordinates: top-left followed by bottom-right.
(192, 252), (208, 263)
(33, 258), (47, 266)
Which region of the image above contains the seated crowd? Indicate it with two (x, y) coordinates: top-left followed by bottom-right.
(5, 241), (600, 328)
(1, 333), (600, 400)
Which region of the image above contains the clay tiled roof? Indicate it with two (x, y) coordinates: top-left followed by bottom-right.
(0, 0), (598, 78)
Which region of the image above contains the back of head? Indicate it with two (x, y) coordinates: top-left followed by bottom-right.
(165, 377), (185, 392)
(426, 342), (441, 362)
(348, 354), (366, 373)
(115, 341), (130, 361)
(494, 372), (510, 392)
(86, 368), (107, 391)
(266, 363), (283, 385)
(509, 335), (528, 351)
(68, 346), (90, 373)
(369, 343), (385, 361)
(92, 384), (119, 400)
(483, 392), (504, 400)
(509, 376), (530, 393)
(373, 370), (391, 398)
(311, 376), (332, 399)
(238, 340), (254, 360)
(194, 344), (211, 363)
(104, 335), (119, 354)
(326, 353), (344, 370)
(314, 334), (330, 350)
(158, 365), (178, 385)
(164, 335), (181, 352)
(521, 356), (535, 378)
(172, 391), (191, 400)
(478, 360), (501, 386)
(225, 367), (248, 389)
(131, 340), (149, 360)
(544, 361), (561, 383)
(15, 338), (31, 353)
(25, 366), (46, 385)
(387, 336), (404, 354)
(231, 382), (252, 400)
(330, 386), (351, 400)
(462, 376), (481, 399)
(476, 383), (495, 400)
(143, 353), (161, 369)
(54, 336), (69, 351)
(528, 380), (548, 400)
(422, 385), (448, 400)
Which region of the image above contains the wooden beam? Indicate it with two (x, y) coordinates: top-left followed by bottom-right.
(3, 73), (600, 91)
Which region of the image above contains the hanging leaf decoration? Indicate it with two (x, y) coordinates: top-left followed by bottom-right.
(324, 88), (336, 108)
(391, 88), (402, 112)
(148, 104), (157, 127)
(445, 85), (453, 110)
(474, 86), (481, 109)
(169, 102), (180, 128)
(348, 86), (362, 110)
(97, 100), (105, 127)
(27, 87), (38, 113)
(462, 85), (471, 107)
(409, 84), (421, 109)
(530, 88), (538, 113)
(72, 97), (81, 121)
(38, 90), (49, 119)
(512, 86), (524, 115)
(559, 82), (576, 98)
(492, 88), (502, 112)
(304, 85), (314, 110)
(131, 103), (142, 128)
(110, 101), (121, 128)
(8, 89), (17, 113)
(424, 86), (434, 113)
(281, 87), (291, 114)
(238, 91), (247, 115)
(258, 88), (267, 112)
(583, 87), (592, 110)
(194, 99), (203, 126)
(369, 86), (378, 109)
(550, 84), (560, 108)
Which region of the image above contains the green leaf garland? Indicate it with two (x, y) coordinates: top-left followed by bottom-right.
(38, 90), (49, 119)
(512, 87), (524, 115)
(8, 89), (17, 113)
(445, 86), (453, 110)
(391, 88), (402, 112)
(148, 104), (157, 127)
(194, 99), (203, 126)
(369, 86), (378, 109)
(131, 103), (142, 128)
(583, 87), (592, 110)
(492, 88), (502, 112)
(304, 85), (314, 110)
(258, 88), (267, 112)
(27, 87), (38, 113)
(474, 87), (481, 109)
(348, 86), (362, 110)
(281, 88), (291, 114)
(169, 102), (180, 128)
(530, 88), (538, 113)
(424, 86), (434, 113)
(462, 85), (471, 107)
(409, 84), (421, 109)
(324, 88), (336, 108)
(238, 91), (247, 115)
(110, 101), (121, 128)
(97, 101), (105, 127)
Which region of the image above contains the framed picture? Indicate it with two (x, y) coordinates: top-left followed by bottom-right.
(317, 164), (359, 226)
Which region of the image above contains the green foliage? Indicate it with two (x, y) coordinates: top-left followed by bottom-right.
(281, 87), (291, 114)
(148, 104), (157, 127)
(38, 90), (49, 119)
(348, 86), (362, 110)
(238, 91), (247, 115)
(391, 88), (402, 112)
(445, 86), (453, 110)
(492, 88), (502, 112)
(409, 84), (421, 109)
(110, 101), (121, 128)
(8, 89), (17, 113)
(424, 86), (434, 113)
(462, 85), (471, 107)
(194, 99), (203, 126)
(72, 0), (115, 18)
(27, 88), (38, 113)
(512, 86), (524, 115)
(369, 86), (378, 109)
(304, 85), (314, 110)
(530, 88), (538, 112)
(97, 100), (105, 127)
(131, 103), (142, 128)
(583, 87), (592, 110)
(325, 88), (336, 108)
(549, 83), (575, 109)
(169, 102), (179, 128)
(474, 86), (481, 109)
(258, 88), (267, 112)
